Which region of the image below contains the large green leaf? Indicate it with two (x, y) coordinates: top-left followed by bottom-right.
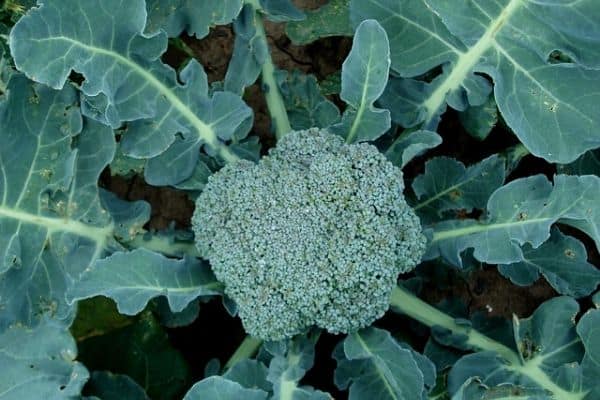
(67, 248), (222, 315)
(0, 320), (89, 400)
(352, 0), (600, 163)
(10, 0), (252, 185)
(334, 327), (435, 399)
(0, 75), (116, 330)
(426, 174), (600, 267)
(84, 371), (149, 400)
(145, 0), (243, 38)
(331, 19), (391, 143)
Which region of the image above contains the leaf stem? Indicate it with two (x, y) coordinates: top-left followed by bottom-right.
(390, 286), (584, 399)
(123, 232), (201, 258)
(389, 286), (519, 363)
(223, 335), (263, 371)
(248, 1), (292, 139)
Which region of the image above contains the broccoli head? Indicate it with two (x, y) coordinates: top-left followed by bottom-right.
(192, 129), (426, 340)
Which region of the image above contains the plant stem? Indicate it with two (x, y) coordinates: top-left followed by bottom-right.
(248, 1), (292, 139)
(124, 232), (201, 258)
(389, 286), (519, 363)
(390, 286), (583, 400)
(223, 335), (263, 371)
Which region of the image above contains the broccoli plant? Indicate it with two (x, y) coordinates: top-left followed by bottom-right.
(0, 1), (599, 400)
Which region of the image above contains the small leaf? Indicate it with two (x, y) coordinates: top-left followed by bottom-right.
(183, 376), (268, 400)
(498, 228), (600, 297)
(224, 4), (268, 94)
(331, 19), (391, 143)
(67, 248), (222, 315)
(458, 95), (498, 141)
(412, 156), (505, 217)
(277, 70), (340, 130)
(385, 130), (442, 168)
(259, 0), (305, 22)
(286, 0), (352, 45)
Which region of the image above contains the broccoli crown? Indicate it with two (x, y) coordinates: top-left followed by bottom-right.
(193, 129), (426, 340)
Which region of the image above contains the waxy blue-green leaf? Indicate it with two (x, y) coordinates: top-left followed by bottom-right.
(351, 0), (600, 163)
(331, 19), (390, 143)
(259, 0), (305, 22)
(10, 0), (252, 185)
(334, 327), (432, 400)
(0, 320), (89, 400)
(385, 130), (442, 168)
(277, 70), (340, 131)
(426, 174), (600, 267)
(458, 95), (498, 141)
(451, 378), (548, 400)
(286, 0), (352, 45)
(145, 0), (243, 38)
(498, 228), (600, 297)
(448, 297), (589, 399)
(577, 309), (600, 396)
(413, 156), (505, 218)
(224, 4), (268, 95)
(0, 75), (120, 330)
(67, 248), (222, 315)
(266, 334), (332, 400)
(85, 371), (149, 400)
(223, 360), (271, 393)
(183, 376), (268, 400)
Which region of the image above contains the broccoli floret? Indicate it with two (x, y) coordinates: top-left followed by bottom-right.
(193, 128), (426, 340)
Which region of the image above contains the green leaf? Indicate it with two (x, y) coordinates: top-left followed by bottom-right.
(223, 360), (271, 393)
(351, 0), (600, 163)
(78, 312), (190, 400)
(224, 4), (268, 94)
(150, 297), (200, 328)
(183, 376), (268, 400)
(385, 130), (442, 168)
(458, 95), (498, 141)
(0, 75), (118, 330)
(286, 0), (352, 45)
(70, 297), (132, 341)
(277, 70), (340, 130)
(448, 297), (589, 399)
(84, 371), (149, 400)
(10, 0), (252, 185)
(266, 334), (332, 400)
(412, 156), (505, 218)
(259, 0), (305, 22)
(577, 309), (600, 395)
(331, 19), (391, 143)
(451, 378), (548, 400)
(334, 327), (433, 399)
(427, 174), (600, 267)
(0, 320), (89, 399)
(110, 142), (145, 178)
(67, 248), (222, 315)
(145, 0), (243, 38)
(498, 228), (600, 297)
